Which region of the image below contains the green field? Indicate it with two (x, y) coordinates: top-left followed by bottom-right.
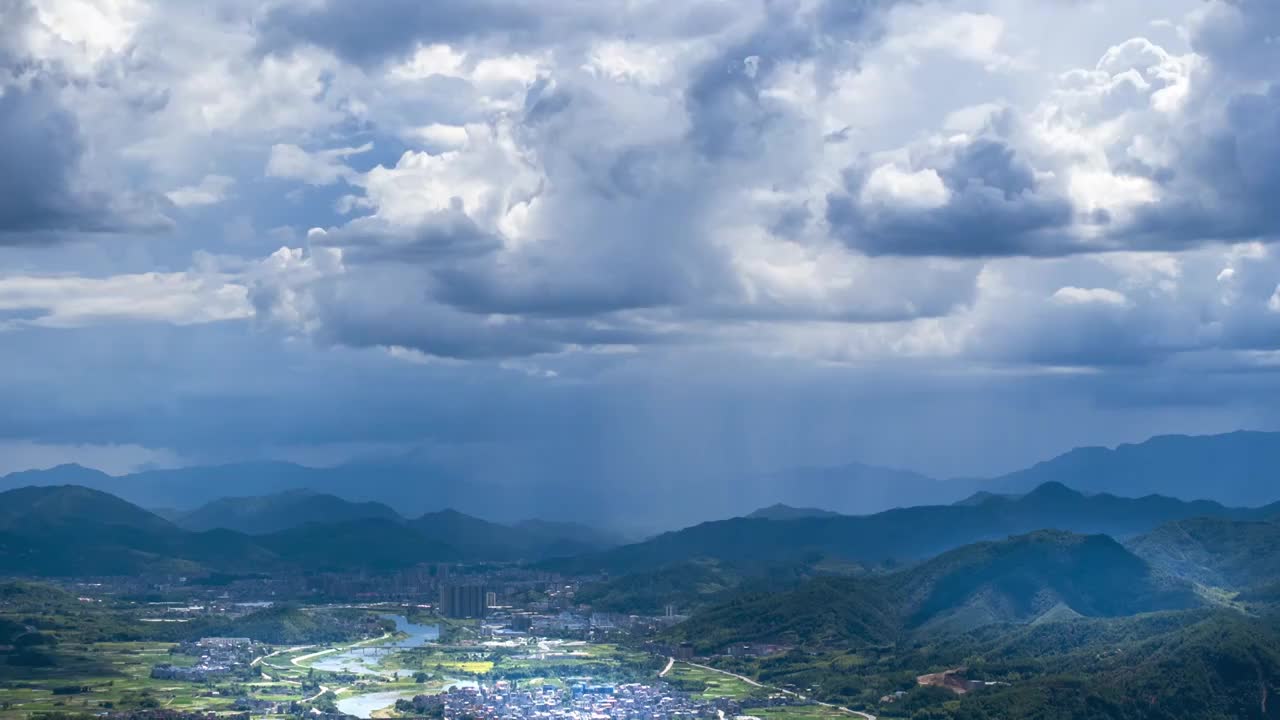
(664, 662), (766, 700)
(0, 641), (241, 719)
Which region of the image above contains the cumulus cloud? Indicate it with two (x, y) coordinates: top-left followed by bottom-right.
(829, 131), (1076, 256)
(9, 0), (1280, 480)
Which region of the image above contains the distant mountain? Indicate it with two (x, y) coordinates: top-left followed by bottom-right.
(952, 490), (1016, 507)
(513, 519), (630, 549)
(0, 464), (114, 489)
(8, 430), (1280, 525)
(0, 461), (501, 517)
(666, 531), (1199, 651)
(556, 482), (1276, 574)
(988, 431), (1280, 507)
(0, 460), (626, 525)
(175, 490), (402, 534)
(0, 485), (616, 576)
(736, 462), (969, 516)
(1128, 516), (1280, 591)
(409, 510), (613, 561)
(746, 504), (842, 520)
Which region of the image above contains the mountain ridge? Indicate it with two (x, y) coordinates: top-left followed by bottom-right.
(553, 481), (1278, 575)
(175, 490), (403, 534)
(7, 430), (1280, 522)
(0, 485), (619, 575)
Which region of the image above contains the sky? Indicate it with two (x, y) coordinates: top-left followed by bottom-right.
(3, 0), (1280, 487)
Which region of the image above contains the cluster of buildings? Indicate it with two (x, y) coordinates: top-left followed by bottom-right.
(398, 682), (733, 720)
(440, 584), (490, 618)
(150, 637), (258, 683)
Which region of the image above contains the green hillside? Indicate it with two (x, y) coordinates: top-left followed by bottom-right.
(666, 531), (1200, 652)
(1128, 516), (1280, 591)
(894, 531), (1199, 633)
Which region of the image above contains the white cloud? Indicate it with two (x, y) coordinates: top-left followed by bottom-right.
(408, 123), (470, 151)
(883, 10), (1015, 71)
(165, 174), (234, 207)
(1052, 286), (1130, 306)
(266, 143), (373, 186)
(860, 165), (951, 209)
(390, 43), (467, 80)
(356, 123), (538, 234)
(0, 271), (251, 328)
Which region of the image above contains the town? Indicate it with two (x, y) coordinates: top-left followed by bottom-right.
(0, 564), (840, 720)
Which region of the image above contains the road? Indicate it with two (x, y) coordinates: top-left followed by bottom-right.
(683, 661), (877, 720)
(252, 645), (312, 667)
(659, 657), (675, 677)
(292, 647), (337, 666)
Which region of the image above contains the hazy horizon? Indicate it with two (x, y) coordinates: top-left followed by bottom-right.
(3, 426), (1277, 483)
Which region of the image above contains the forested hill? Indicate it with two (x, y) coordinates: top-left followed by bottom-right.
(664, 530), (1198, 651)
(1129, 516), (1280, 591)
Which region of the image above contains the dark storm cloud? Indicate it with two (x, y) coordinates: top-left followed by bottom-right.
(312, 285), (682, 359)
(0, 1), (170, 241)
(0, 83), (100, 237)
(0, 85), (169, 240)
(1191, 0), (1280, 81)
(1125, 84), (1280, 248)
(310, 210), (504, 264)
(826, 137), (1076, 257)
(0, 2), (96, 239)
(248, 256), (684, 361)
(427, 175), (721, 320)
(257, 0), (546, 66)
(256, 0), (749, 67)
(684, 0), (901, 159)
(1084, 0), (1280, 252)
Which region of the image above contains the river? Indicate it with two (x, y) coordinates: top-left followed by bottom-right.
(323, 615), (472, 719)
(311, 615), (440, 675)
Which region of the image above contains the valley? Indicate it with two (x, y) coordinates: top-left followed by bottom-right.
(3, 434), (1280, 719)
